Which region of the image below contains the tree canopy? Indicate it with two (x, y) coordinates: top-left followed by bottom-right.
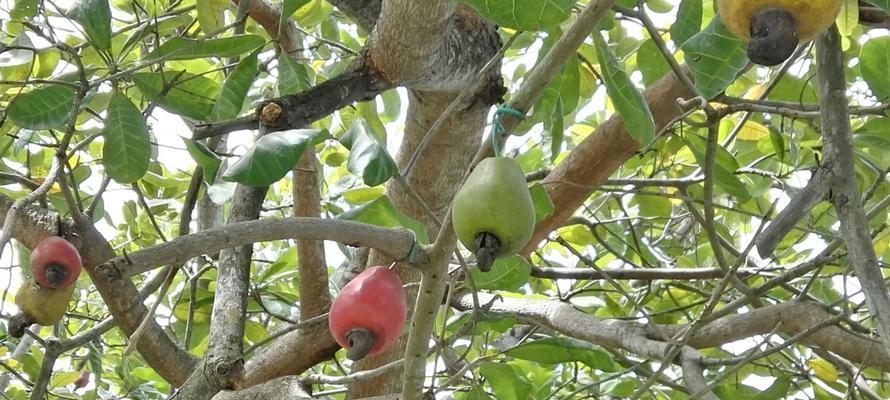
(2, 0), (890, 399)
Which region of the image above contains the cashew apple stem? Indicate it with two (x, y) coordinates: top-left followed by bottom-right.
(474, 232), (501, 272)
(748, 8), (799, 66)
(346, 328), (376, 360)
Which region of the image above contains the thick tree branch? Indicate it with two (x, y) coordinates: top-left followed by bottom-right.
(76, 218), (197, 385)
(452, 293), (890, 372)
(367, 0), (454, 85)
(662, 302), (890, 371)
(816, 26), (890, 356)
(680, 356), (719, 400)
(293, 153), (331, 319)
(326, 0), (380, 32)
(0, 192), (196, 386)
(242, 322), (341, 386)
(193, 63), (389, 138)
(97, 218), (419, 279)
(173, 186), (268, 399)
(232, 0), (298, 49)
(213, 376), (311, 400)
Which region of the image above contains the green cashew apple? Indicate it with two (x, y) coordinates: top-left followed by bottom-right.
(9, 277), (75, 337)
(452, 157), (535, 272)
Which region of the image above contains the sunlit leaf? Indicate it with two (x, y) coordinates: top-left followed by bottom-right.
(102, 93), (151, 183)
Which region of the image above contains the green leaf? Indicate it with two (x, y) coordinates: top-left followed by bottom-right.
(866, 0), (890, 13)
(34, 48), (60, 78)
(292, 0), (332, 26)
(683, 133), (749, 200)
(670, 0), (702, 47)
(479, 362), (532, 400)
(714, 376), (791, 400)
(770, 128), (786, 163)
(457, 0), (572, 31)
(470, 255), (531, 291)
(0, 35), (34, 82)
(637, 39), (671, 85)
(593, 32), (656, 146)
(196, 0), (227, 33)
(182, 138), (222, 184)
(244, 320), (269, 343)
(211, 51), (259, 121)
(223, 129), (323, 186)
(7, 85), (77, 129)
(529, 183), (554, 223)
(51, 371), (82, 388)
(103, 93), (151, 183)
(277, 53), (312, 96)
(337, 195), (429, 244)
(145, 34), (266, 61)
(343, 119), (397, 187)
(281, 0), (311, 32)
(11, 0), (39, 22)
(342, 186), (385, 204)
(259, 247), (298, 281)
(464, 387), (493, 400)
(635, 194), (672, 218)
(681, 16), (748, 99)
(70, 0), (112, 52)
(532, 35), (579, 144)
(506, 337), (617, 372)
(132, 71), (220, 121)
(836, 0), (859, 36)
(860, 37), (890, 101)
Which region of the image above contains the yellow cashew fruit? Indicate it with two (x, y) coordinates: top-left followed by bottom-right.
(717, 0), (843, 66)
(452, 157), (535, 272)
(10, 277), (75, 337)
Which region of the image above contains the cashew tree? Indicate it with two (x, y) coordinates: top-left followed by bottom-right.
(2, 0), (890, 399)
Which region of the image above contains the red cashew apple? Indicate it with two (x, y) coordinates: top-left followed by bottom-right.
(328, 266), (407, 360)
(30, 236), (82, 289)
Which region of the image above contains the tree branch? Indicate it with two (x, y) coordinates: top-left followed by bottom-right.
(0, 176), (203, 388)
(531, 266), (766, 281)
(816, 26), (890, 357)
(192, 63), (389, 138)
(326, 0), (380, 32)
(452, 292), (890, 372)
(755, 167), (830, 257)
(96, 217), (420, 279)
(241, 319), (340, 386)
(213, 376), (312, 400)
(293, 153), (331, 319)
(173, 186), (268, 399)
(76, 219), (197, 385)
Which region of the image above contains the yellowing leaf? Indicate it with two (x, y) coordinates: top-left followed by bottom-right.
(737, 121), (770, 141)
(809, 358), (839, 382)
(744, 84), (768, 100)
(48, 182), (62, 195)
